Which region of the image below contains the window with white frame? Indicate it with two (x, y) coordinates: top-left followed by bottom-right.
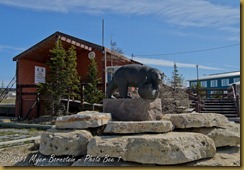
(221, 79), (229, 86)
(234, 77), (240, 83)
(200, 81), (207, 88)
(210, 80), (218, 87)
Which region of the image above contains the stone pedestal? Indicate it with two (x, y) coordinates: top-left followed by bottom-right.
(103, 98), (162, 121)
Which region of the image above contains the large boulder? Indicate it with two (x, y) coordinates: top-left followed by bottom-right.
(220, 122), (240, 132)
(39, 129), (93, 156)
(183, 146), (240, 166)
(103, 120), (174, 134)
(162, 113), (229, 128)
(55, 111), (111, 129)
(186, 123), (240, 147)
(103, 98), (163, 121)
(87, 132), (216, 165)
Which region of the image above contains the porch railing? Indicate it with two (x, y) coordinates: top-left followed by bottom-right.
(188, 86), (240, 116)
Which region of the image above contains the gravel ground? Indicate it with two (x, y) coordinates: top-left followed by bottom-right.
(0, 144), (37, 166)
(0, 117), (241, 167)
(0, 143), (240, 167)
(13, 115), (58, 125)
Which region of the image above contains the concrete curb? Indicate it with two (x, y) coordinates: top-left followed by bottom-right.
(0, 122), (52, 130)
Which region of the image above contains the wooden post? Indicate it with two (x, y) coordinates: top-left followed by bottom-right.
(233, 84), (237, 97)
(80, 82), (85, 110)
(195, 101), (199, 112)
(19, 84), (23, 119)
(36, 93), (40, 117)
(236, 95), (240, 117)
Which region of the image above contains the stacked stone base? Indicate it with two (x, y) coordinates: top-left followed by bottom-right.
(37, 111), (240, 166)
(87, 132), (216, 165)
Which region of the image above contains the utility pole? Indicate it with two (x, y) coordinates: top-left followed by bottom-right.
(102, 19), (104, 47)
(196, 64), (199, 96)
(102, 19), (107, 93)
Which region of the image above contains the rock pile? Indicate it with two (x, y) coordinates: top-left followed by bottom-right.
(159, 84), (191, 114)
(38, 111), (240, 166)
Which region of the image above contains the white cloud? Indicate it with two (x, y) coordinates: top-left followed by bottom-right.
(223, 64), (239, 69)
(133, 57), (223, 70)
(0, 45), (25, 51)
(0, 0), (239, 39)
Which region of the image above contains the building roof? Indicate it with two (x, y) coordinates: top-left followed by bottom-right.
(188, 71), (240, 81)
(13, 31), (140, 64)
(13, 31), (103, 62)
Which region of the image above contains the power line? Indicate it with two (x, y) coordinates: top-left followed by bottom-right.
(134, 43), (240, 57)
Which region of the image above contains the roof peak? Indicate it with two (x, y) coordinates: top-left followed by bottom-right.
(13, 31), (104, 61)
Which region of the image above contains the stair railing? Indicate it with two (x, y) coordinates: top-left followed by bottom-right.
(186, 89), (203, 113)
(232, 84), (240, 116)
(228, 84), (240, 117)
(0, 75), (16, 103)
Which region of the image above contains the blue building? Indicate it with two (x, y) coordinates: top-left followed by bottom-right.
(188, 71), (240, 97)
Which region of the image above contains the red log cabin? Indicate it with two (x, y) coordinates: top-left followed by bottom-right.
(13, 31), (141, 119)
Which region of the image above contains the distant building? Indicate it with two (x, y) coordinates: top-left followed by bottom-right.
(13, 31), (141, 118)
(188, 71), (240, 96)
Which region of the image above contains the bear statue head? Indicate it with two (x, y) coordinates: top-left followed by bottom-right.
(139, 68), (164, 100)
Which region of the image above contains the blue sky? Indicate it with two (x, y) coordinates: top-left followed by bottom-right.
(0, 0), (240, 87)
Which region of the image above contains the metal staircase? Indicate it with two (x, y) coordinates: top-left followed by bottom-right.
(201, 98), (239, 123)
(0, 75), (16, 103)
(188, 85), (240, 122)
(201, 99), (238, 117)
